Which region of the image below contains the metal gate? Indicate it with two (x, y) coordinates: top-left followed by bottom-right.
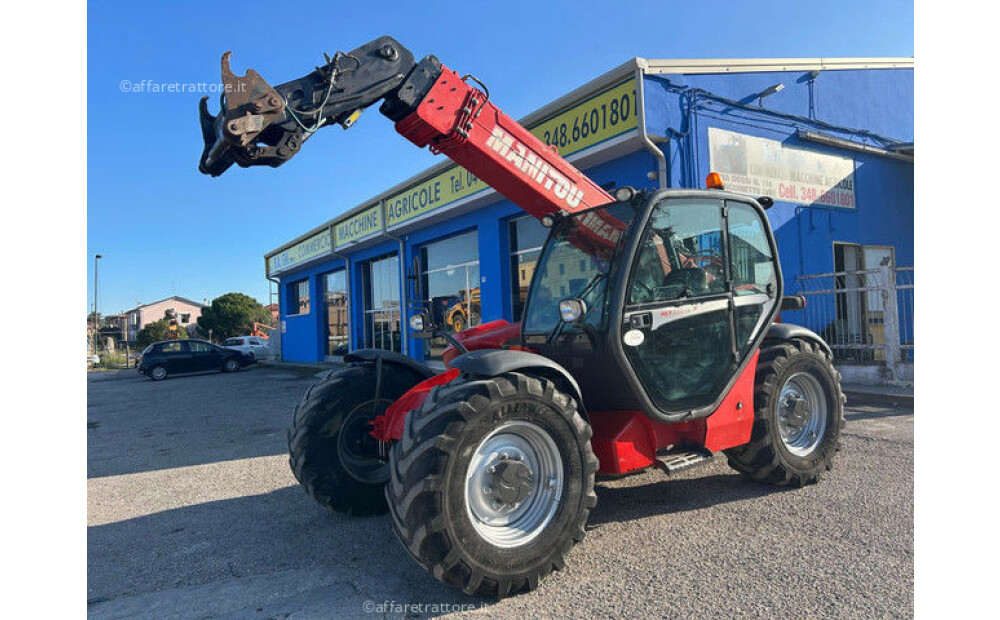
(792, 261), (913, 383)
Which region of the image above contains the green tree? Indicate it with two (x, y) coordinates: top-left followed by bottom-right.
(197, 292), (273, 341)
(136, 313), (189, 348)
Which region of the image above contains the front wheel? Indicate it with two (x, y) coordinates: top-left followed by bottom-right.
(223, 358), (241, 373)
(725, 338), (845, 486)
(386, 372), (598, 598)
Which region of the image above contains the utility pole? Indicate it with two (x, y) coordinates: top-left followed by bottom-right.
(93, 253), (103, 354)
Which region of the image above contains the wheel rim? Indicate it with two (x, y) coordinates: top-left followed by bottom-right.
(151, 367), (166, 380)
(464, 420), (563, 548)
(777, 371), (829, 456)
(226, 360), (238, 371)
(337, 399), (392, 484)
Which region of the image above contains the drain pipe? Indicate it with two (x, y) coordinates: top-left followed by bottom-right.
(264, 256), (283, 361)
(381, 199), (409, 356)
(635, 61), (668, 189)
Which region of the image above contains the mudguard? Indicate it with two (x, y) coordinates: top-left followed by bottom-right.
(765, 323), (833, 358)
(344, 348), (436, 380)
(448, 349), (586, 411)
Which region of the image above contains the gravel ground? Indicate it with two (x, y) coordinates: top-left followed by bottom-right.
(88, 365), (913, 619)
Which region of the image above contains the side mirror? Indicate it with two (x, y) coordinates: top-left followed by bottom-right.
(780, 295), (806, 311)
(409, 312), (432, 334)
(558, 298), (588, 323)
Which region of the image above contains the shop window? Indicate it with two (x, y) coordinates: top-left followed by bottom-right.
(321, 270), (349, 356)
(363, 254), (401, 352)
(509, 216), (547, 321)
(420, 231), (480, 360)
(288, 279), (310, 315)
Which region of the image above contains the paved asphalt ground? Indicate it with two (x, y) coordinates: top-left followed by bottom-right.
(88, 365), (913, 619)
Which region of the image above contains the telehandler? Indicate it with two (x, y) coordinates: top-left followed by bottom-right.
(198, 36), (844, 598)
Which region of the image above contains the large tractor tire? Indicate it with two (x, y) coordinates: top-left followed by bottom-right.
(725, 338), (846, 486)
(288, 363), (423, 516)
(386, 372), (598, 599)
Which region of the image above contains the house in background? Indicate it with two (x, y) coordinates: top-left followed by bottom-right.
(124, 296), (207, 342)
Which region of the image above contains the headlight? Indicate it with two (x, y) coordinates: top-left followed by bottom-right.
(558, 298), (587, 323)
(409, 313), (425, 332)
(614, 186), (636, 202)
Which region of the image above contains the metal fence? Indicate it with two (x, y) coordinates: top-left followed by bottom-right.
(790, 262), (913, 381)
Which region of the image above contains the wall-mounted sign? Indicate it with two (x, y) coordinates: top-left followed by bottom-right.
(386, 165), (486, 228)
(384, 80), (638, 228)
(709, 127), (856, 209)
(267, 229), (332, 276)
(532, 79), (637, 158)
(335, 204), (383, 248)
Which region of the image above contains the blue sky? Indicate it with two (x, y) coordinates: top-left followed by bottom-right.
(87, 0), (912, 315)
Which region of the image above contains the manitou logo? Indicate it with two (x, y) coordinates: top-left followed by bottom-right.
(485, 127), (585, 209)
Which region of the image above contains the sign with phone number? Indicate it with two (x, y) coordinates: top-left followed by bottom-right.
(385, 80), (638, 228)
(709, 127), (856, 209)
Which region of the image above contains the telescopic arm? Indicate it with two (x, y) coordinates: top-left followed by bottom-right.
(198, 36), (615, 225)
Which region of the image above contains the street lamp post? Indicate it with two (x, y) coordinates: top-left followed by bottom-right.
(93, 254), (102, 354)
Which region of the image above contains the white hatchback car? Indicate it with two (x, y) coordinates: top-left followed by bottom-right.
(222, 336), (270, 361)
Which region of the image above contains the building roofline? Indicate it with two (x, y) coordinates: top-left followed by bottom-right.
(127, 295), (207, 312)
(265, 56), (913, 259)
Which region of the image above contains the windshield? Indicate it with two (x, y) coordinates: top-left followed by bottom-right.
(522, 203), (636, 334)
(223, 338), (242, 346)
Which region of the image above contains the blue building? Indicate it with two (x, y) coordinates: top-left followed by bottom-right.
(264, 57), (913, 367)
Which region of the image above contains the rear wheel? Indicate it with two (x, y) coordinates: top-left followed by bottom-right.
(288, 363), (424, 516)
(386, 372), (597, 598)
(725, 339), (845, 486)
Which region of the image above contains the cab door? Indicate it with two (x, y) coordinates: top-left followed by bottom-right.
(619, 197), (778, 415)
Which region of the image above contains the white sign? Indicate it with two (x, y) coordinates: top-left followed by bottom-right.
(709, 128), (856, 208)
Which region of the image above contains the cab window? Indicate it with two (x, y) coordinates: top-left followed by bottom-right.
(727, 201), (778, 356)
(728, 202), (775, 295)
(628, 200), (726, 304)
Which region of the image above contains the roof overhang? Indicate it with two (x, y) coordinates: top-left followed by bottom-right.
(265, 56), (913, 260)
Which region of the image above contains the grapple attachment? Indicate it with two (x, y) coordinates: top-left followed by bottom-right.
(198, 36), (416, 177)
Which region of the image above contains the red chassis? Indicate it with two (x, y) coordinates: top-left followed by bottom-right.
(371, 319), (759, 476)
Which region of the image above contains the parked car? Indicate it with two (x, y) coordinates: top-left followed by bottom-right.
(138, 339), (253, 381)
(221, 336), (270, 361)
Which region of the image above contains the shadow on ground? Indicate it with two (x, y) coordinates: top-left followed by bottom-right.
(88, 463), (792, 618)
(87, 367), (315, 479)
(589, 469), (793, 527)
(88, 485), (481, 618)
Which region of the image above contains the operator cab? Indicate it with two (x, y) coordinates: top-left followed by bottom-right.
(521, 183), (781, 421)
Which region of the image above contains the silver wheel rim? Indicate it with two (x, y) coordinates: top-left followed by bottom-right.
(464, 420), (563, 548)
(777, 372), (828, 456)
(226, 360), (238, 371)
(151, 367), (166, 380)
